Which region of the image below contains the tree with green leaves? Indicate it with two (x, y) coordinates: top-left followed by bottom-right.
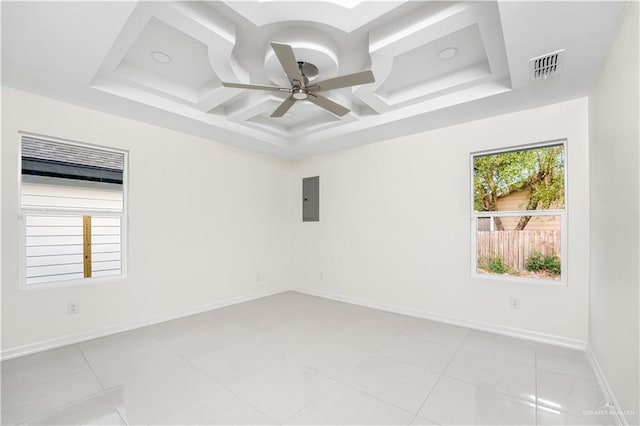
(473, 145), (564, 230)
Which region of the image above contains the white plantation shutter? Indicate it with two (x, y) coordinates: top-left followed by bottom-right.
(91, 216), (122, 278)
(20, 135), (126, 286)
(24, 215), (123, 285)
(25, 214), (84, 284)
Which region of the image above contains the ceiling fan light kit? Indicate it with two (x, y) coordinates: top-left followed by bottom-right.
(222, 42), (375, 118)
(292, 88), (309, 100)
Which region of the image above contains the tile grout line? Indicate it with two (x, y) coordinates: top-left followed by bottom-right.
(184, 317), (343, 423)
(336, 379), (422, 420)
(75, 343), (107, 391)
(397, 322), (471, 353)
(435, 338), (537, 403)
(14, 387), (129, 426)
(279, 381), (341, 425)
(253, 329), (374, 424)
(260, 325), (414, 423)
(12, 343), (127, 425)
(222, 387), (281, 425)
(145, 328), (280, 424)
(535, 349), (611, 425)
(284, 324), (456, 422)
(411, 331), (465, 424)
(76, 343), (130, 425)
(337, 350), (446, 416)
(157, 309), (353, 424)
(256, 324), (418, 422)
(261, 308), (470, 424)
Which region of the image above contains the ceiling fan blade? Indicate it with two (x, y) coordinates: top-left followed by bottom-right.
(308, 70), (375, 92)
(307, 93), (350, 117)
(271, 42), (303, 85)
(271, 96), (296, 118)
(222, 82), (289, 92)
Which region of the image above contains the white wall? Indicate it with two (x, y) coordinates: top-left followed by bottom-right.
(588, 2), (639, 423)
(292, 98), (591, 344)
(1, 87), (292, 354)
(0, 91), (597, 356)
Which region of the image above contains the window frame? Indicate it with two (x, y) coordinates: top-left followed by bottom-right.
(17, 132), (129, 290)
(470, 139), (568, 286)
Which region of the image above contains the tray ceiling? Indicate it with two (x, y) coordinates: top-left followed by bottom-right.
(1, 1), (626, 159)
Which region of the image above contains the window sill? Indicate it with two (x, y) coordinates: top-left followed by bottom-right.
(20, 274), (127, 290)
(471, 272), (567, 287)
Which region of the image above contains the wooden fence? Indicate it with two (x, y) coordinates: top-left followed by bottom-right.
(477, 230), (561, 272)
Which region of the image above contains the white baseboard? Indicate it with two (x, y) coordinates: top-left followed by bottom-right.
(293, 287), (588, 350)
(586, 344), (628, 426)
(1, 288), (288, 361)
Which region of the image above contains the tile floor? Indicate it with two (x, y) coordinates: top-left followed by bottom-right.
(2, 291), (613, 425)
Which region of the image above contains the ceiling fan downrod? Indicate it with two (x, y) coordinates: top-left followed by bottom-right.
(291, 62), (310, 100)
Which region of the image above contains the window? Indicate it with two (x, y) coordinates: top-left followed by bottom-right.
(19, 135), (127, 287)
(471, 141), (566, 283)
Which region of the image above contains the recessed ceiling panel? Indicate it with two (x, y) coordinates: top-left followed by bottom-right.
(382, 24), (487, 93)
(115, 17), (218, 103)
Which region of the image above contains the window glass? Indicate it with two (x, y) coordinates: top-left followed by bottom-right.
(472, 143), (565, 282)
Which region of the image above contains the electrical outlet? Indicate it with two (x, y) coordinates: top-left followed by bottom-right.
(320, 272), (324, 280)
(510, 297), (520, 310)
(256, 273), (261, 282)
(68, 301), (79, 315)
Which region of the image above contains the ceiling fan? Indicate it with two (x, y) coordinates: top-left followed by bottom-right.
(222, 42), (375, 118)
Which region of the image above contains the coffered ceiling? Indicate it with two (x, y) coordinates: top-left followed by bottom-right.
(1, 1), (626, 159)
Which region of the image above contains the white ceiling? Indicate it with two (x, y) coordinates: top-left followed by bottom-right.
(1, 1), (626, 159)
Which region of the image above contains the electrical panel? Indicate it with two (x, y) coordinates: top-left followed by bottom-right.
(302, 176), (319, 222)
